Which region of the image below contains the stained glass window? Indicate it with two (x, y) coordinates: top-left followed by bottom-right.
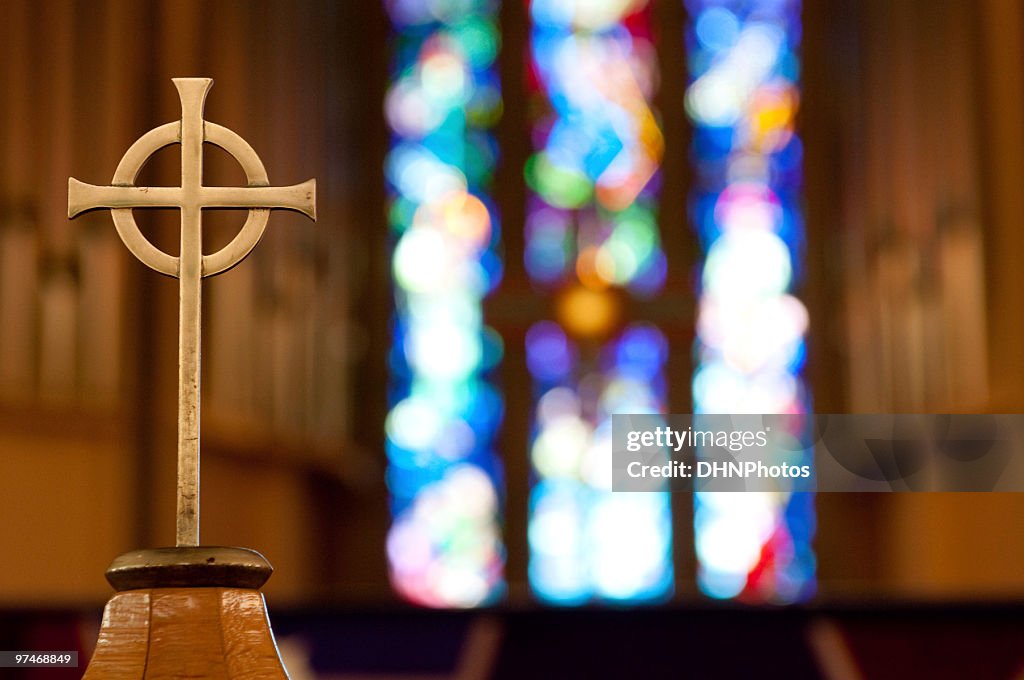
(383, 0), (506, 607)
(382, 0), (814, 608)
(685, 0), (816, 602)
(525, 0), (674, 605)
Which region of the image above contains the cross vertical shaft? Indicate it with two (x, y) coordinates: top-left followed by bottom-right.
(175, 78), (210, 547)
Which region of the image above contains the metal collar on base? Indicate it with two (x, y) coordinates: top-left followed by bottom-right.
(105, 547), (273, 591)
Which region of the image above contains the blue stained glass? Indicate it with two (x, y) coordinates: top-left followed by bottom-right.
(525, 1), (673, 605)
(384, 0), (505, 608)
(687, 0), (815, 603)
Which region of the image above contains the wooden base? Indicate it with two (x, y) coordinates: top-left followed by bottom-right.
(83, 587), (288, 679)
(83, 547), (288, 678)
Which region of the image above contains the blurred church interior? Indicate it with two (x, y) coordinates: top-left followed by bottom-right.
(2, 0), (1024, 678)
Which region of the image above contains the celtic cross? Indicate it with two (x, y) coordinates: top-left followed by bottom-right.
(68, 78), (316, 547)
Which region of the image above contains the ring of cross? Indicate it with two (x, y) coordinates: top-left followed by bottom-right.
(109, 121), (271, 279)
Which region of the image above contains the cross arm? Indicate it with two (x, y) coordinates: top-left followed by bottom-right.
(199, 179), (317, 220)
(68, 178), (184, 218)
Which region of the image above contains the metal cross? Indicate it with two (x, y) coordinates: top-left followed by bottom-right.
(68, 78), (316, 547)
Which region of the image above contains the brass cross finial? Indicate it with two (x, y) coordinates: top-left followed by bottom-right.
(68, 78), (317, 547)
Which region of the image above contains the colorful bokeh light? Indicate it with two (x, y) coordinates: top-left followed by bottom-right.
(686, 0), (816, 602)
(525, 0), (667, 297)
(526, 0), (674, 605)
(384, 0), (505, 607)
(528, 322), (674, 603)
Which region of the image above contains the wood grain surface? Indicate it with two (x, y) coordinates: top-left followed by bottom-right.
(83, 588), (289, 679)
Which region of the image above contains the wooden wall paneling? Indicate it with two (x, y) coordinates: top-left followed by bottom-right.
(304, 1), (348, 447)
(269, 0), (309, 442)
(286, 0), (317, 442)
(908, 0), (946, 409)
(803, 0), (886, 592)
(801, 0), (848, 416)
(344, 0), (390, 487)
(857, 0), (894, 411)
(321, 0), (393, 599)
(0, 0), (39, 402)
(886, 0), (926, 411)
(75, 0), (135, 411)
(846, 0), (1024, 598)
(299, 1), (335, 448)
(934, 0), (988, 410)
(0, 217), (37, 402)
(37, 0), (78, 404)
(977, 0), (1024, 409)
(298, 0), (328, 443)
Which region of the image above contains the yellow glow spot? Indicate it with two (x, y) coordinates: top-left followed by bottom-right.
(556, 285), (621, 339)
(749, 84), (798, 153)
